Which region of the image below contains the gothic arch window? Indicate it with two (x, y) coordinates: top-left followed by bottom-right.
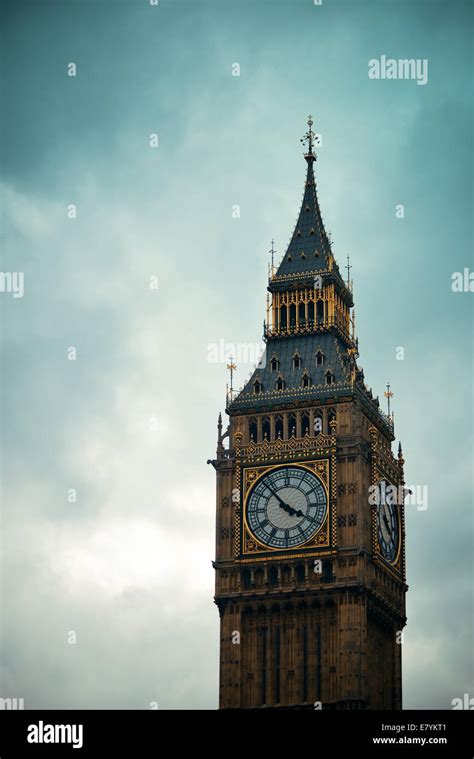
(301, 372), (311, 388)
(255, 568), (264, 587)
(296, 564), (305, 583)
(317, 300), (325, 322)
(280, 305), (287, 329)
(298, 302), (306, 324)
(308, 301), (315, 323)
(288, 412), (297, 437)
(316, 350), (325, 366)
(270, 356), (279, 372)
(262, 416), (270, 440)
(242, 569), (251, 589)
(254, 379), (263, 394)
(275, 376), (286, 391)
(301, 411), (310, 436)
(269, 566), (278, 586)
(275, 414), (284, 439)
(325, 370), (334, 386)
(289, 303), (297, 327)
(248, 417), (258, 442)
(293, 352), (301, 370)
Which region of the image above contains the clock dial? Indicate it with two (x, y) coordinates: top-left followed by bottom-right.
(246, 466), (327, 549)
(377, 480), (399, 563)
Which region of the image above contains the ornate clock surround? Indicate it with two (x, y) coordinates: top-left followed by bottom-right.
(233, 429), (338, 563)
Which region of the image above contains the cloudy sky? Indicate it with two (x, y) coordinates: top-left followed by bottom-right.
(1, 0), (472, 709)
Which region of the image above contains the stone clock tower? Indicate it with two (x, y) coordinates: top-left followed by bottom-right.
(210, 117), (407, 710)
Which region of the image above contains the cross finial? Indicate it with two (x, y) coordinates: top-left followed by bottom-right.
(300, 114), (316, 161)
(384, 381), (394, 417)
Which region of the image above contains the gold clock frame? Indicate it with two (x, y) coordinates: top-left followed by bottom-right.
(236, 458), (336, 561)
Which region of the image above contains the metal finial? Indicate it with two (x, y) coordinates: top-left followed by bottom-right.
(227, 355), (237, 400)
(300, 114), (316, 160)
(384, 382), (394, 418)
(270, 238), (275, 270)
(346, 255), (352, 286)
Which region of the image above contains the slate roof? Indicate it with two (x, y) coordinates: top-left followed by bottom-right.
(229, 332), (352, 412)
(275, 158), (330, 278)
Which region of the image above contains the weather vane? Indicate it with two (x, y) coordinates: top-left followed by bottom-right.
(384, 381), (394, 417)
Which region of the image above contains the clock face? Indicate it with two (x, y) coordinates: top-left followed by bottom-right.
(246, 466), (327, 549)
(377, 480), (399, 562)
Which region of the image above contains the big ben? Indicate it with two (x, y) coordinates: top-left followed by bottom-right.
(210, 116), (407, 710)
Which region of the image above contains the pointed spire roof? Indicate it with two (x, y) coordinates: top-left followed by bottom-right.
(271, 116), (347, 297)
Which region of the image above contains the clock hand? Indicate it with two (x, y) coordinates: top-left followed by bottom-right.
(266, 485), (304, 518)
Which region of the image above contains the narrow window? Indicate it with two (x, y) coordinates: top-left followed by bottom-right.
(270, 356), (279, 372)
(254, 380), (263, 394)
(296, 564), (305, 583)
(276, 377), (285, 391)
(316, 350), (325, 366)
(302, 412), (310, 435)
(262, 416), (270, 439)
(289, 303), (296, 327)
(301, 372), (311, 388)
(242, 569), (251, 589)
(298, 302), (306, 324)
(269, 566), (278, 586)
(275, 415), (284, 439)
(293, 353), (301, 369)
(248, 418), (258, 442)
(288, 413), (297, 437)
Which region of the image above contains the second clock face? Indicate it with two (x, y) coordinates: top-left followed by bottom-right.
(246, 465), (327, 549)
(377, 480), (399, 563)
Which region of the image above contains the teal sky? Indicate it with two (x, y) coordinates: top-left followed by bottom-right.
(1, 0), (472, 709)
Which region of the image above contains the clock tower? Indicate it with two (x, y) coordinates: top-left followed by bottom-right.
(210, 117), (407, 710)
